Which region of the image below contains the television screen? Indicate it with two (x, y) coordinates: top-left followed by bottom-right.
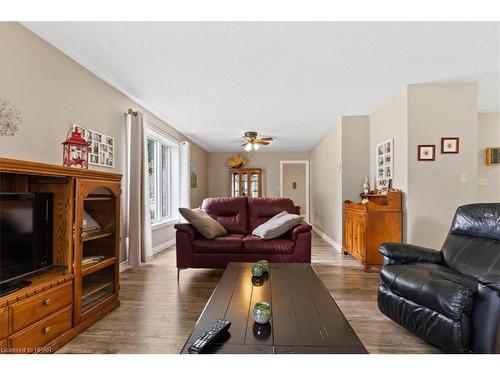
(0, 193), (53, 284)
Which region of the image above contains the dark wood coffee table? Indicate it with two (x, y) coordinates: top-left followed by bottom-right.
(180, 262), (367, 354)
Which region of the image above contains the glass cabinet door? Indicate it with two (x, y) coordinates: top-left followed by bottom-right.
(232, 172), (242, 197)
(250, 173), (259, 197)
(230, 169), (261, 197)
(241, 173), (248, 196)
(74, 179), (120, 324)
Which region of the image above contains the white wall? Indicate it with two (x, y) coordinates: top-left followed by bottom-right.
(406, 83), (478, 248)
(342, 116), (370, 203)
(310, 119), (343, 246)
(310, 116), (370, 248)
(367, 83), (480, 248)
(477, 113), (500, 202)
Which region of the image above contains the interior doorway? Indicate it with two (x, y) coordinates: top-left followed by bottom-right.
(280, 160), (310, 223)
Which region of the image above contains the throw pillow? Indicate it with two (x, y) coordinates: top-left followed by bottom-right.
(252, 212), (303, 240)
(178, 207), (227, 239)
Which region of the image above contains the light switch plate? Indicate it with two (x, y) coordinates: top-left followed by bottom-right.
(460, 173), (468, 183)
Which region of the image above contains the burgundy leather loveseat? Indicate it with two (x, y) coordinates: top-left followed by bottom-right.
(174, 197), (312, 273)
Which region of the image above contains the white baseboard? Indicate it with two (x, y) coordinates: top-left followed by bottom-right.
(312, 226), (342, 251)
(119, 260), (130, 273)
(119, 238), (176, 273)
(153, 238), (176, 254)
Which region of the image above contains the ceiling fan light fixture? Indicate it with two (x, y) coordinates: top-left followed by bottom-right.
(253, 143), (260, 151)
(244, 143), (253, 152)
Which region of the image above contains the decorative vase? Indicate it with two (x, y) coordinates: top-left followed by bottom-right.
(257, 260), (269, 272)
(251, 275), (264, 287)
(252, 322), (272, 340)
(251, 264), (264, 277)
(252, 302), (272, 324)
(363, 176), (370, 194)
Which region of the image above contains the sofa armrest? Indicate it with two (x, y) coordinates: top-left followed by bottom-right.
(379, 242), (442, 265)
(289, 223), (312, 241)
(174, 223), (200, 241)
(478, 275), (500, 293)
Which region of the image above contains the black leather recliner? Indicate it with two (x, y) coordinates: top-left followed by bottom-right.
(378, 203), (500, 353)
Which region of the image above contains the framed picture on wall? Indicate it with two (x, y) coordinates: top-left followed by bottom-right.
(375, 138), (394, 189)
(73, 124), (115, 168)
(417, 145), (436, 161)
(441, 137), (460, 154)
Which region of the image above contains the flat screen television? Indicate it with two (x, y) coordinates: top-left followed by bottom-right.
(0, 193), (53, 287)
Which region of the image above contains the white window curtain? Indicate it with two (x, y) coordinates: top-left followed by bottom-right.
(180, 141), (191, 214)
(126, 111), (153, 267)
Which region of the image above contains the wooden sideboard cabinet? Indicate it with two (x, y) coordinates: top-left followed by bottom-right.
(0, 157), (121, 353)
(343, 190), (402, 272)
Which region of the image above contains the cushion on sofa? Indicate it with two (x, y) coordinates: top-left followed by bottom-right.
(381, 262), (477, 320)
(243, 235), (295, 254)
(248, 197), (298, 231)
(179, 207), (227, 239)
(252, 212), (302, 240)
(192, 234), (245, 254)
(202, 197), (248, 234)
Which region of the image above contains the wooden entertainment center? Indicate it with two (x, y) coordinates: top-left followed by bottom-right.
(0, 157), (121, 353)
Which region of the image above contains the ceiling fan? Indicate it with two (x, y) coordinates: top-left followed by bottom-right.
(241, 131), (274, 152)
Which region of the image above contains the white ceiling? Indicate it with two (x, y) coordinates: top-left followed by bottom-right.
(23, 22), (500, 152)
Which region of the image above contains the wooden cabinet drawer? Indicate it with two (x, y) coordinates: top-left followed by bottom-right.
(0, 306), (7, 339)
(9, 306), (72, 353)
(9, 282), (72, 334)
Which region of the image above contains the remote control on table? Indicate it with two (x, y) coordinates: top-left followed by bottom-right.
(187, 319), (231, 354)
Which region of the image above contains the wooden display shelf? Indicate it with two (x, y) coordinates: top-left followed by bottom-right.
(82, 257), (116, 277)
(82, 231), (113, 242)
(1, 157), (121, 353)
(82, 281), (112, 303)
(81, 289), (113, 312)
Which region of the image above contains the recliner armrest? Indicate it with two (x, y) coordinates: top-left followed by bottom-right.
(289, 223), (312, 240)
(174, 223), (200, 240)
(478, 275), (500, 293)
(379, 242), (442, 265)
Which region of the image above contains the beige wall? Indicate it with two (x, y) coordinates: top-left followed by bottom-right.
(342, 116), (370, 203)
(0, 22), (209, 260)
(369, 89), (409, 193)
(282, 163), (307, 217)
(207, 151), (309, 199)
(310, 116), (369, 248)
(406, 83), (478, 248)
(477, 113), (500, 202)
(368, 83), (479, 248)
(310, 119), (343, 246)
(369, 89), (408, 240)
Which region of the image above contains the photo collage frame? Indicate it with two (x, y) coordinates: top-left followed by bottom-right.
(376, 138), (394, 191)
(72, 124), (115, 168)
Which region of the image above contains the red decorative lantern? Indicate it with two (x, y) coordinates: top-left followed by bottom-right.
(62, 126), (90, 169)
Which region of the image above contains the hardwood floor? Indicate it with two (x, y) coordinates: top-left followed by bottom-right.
(58, 232), (441, 354)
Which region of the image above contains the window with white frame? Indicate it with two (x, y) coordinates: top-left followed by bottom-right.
(146, 126), (180, 226)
